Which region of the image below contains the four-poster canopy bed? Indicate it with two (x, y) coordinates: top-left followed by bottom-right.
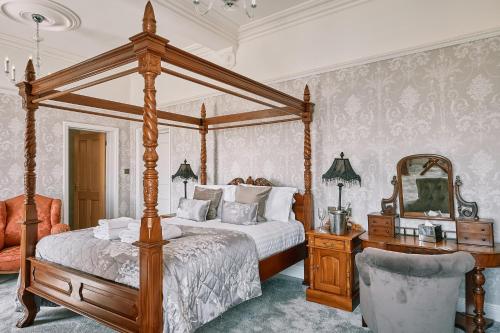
(15, 2), (314, 332)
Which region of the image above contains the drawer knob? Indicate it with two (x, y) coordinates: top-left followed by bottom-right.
(482, 238), (486, 242)
(464, 237), (468, 240)
(481, 229), (485, 232)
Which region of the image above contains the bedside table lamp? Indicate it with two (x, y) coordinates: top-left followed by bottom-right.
(172, 159), (198, 199)
(322, 152), (361, 210)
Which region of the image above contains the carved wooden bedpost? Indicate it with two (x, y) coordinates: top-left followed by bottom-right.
(303, 84), (314, 286)
(130, 2), (168, 331)
(200, 103), (208, 185)
(16, 59), (39, 328)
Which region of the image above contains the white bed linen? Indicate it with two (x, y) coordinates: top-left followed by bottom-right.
(165, 217), (305, 260)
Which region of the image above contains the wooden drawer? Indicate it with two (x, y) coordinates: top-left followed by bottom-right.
(368, 226), (392, 237)
(456, 221), (494, 247)
(314, 237), (345, 251)
(457, 222), (492, 234)
(369, 216), (392, 227)
(457, 233), (494, 247)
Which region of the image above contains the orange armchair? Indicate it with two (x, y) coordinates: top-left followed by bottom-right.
(0, 194), (69, 274)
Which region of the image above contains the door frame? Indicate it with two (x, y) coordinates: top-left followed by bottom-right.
(63, 122), (120, 225)
(135, 126), (171, 219)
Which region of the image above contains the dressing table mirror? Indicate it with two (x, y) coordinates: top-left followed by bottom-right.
(362, 153), (500, 333)
(397, 154), (454, 221)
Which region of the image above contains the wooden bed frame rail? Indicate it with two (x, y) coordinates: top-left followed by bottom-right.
(16, 2), (314, 332)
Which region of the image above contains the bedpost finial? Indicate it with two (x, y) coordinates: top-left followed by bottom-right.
(143, 1), (157, 34)
(303, 84), (310, 103)
(25, 59), (35, 82)
(201, 102), (206, 118)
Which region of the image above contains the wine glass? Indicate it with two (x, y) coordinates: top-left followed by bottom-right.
(317, 208), (327, 233)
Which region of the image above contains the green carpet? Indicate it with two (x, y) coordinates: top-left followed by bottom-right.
(0, 274), (498, 332)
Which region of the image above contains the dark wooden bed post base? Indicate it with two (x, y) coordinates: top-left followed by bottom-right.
(131, 3), (167, 332)
(302, 85), (314, 286)
(16, 59), (40, 328)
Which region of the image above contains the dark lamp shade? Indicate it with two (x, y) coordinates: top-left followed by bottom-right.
(172, 159), (198, 182)
(322, 152), (361, 186)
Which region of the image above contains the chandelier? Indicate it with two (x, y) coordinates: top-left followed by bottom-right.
(3, 13), (45, 83)
(193, 0), (257, 19)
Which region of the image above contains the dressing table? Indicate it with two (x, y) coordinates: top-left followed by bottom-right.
(361, 154), (500, 333)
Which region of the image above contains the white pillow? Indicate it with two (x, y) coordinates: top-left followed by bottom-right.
(176, 198), (211, 222)
(264, 187), (298, 222)
(196, 185), (237, 217)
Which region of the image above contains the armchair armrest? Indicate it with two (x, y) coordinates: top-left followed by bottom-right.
(0, 201), (5, 250)
(51, 223), (70, 235)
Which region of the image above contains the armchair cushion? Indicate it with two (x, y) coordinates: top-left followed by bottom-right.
(0, 246), (20, 272)
(4, 194), (63, 248)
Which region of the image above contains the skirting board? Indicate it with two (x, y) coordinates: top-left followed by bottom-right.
(282, 261), (500, 322)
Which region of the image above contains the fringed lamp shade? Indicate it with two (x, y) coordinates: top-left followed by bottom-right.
(322, 152), (361, 210)
(322, 152), (361, 186)
(172, 159), (198, 198)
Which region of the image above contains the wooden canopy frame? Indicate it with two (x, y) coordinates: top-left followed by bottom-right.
(16, 2), (314, 332)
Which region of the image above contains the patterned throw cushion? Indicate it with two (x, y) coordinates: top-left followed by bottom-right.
(176, 198), (211, 222)
(193, 187), (223, 220)
(221, 201), (258, 225)
(235, 185), (272, 222)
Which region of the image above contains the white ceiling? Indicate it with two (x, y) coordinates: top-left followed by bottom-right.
(0, 0), (310, 62)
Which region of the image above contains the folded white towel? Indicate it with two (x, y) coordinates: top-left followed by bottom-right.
(127, 220), (170, 232)
(119, 225), (183, 244)
(93, 226), (123, 240)
(98, 217), (136, 230)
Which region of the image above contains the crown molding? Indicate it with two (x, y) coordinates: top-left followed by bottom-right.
(239, 0), (372, 42)
(159, 27), (500, 108)
(155, 0), (239, 47)
(0, 31), (83, 64)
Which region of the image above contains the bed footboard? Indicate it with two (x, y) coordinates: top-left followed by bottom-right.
(27, 258), (139, 333)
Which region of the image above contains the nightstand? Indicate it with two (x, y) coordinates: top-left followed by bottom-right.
(306, 229), (364, 311)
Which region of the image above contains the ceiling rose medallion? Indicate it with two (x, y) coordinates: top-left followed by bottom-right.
(0, 0), (81, 31)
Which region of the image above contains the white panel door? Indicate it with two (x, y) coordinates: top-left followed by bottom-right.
(135, 128), (171, 218)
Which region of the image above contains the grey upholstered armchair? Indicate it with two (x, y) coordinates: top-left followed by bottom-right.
(355, 248), (475, 333)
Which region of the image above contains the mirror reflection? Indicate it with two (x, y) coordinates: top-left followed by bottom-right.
(398, 156), (453, 220)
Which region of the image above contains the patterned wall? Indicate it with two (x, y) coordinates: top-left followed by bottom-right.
(163, 36), (500, 305)
(0, 96), (132, 219)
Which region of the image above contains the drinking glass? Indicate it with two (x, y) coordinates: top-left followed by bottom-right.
(318, 208), (327, 233)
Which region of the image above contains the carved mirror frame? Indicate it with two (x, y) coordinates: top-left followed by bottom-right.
(396, 154), (455, 221)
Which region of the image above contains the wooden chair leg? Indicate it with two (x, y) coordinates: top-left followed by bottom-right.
(16, 289), (37, 328)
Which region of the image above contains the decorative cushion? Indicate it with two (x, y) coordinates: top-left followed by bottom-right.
(196, 185), (237, 217)
(264, 187), (298, 222)
(235, 185), (272, 222)
(193, 186), (223, 220)
(176, 198), (211, 222)
(0, 245), (20, 272)
(221, 201), (258, 225)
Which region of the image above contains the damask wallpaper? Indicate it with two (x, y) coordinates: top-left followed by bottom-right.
(163, 36), (500, 305)
(0, 95), (132, 218)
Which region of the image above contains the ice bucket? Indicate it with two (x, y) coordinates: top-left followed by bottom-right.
(329, 210), (348, 235)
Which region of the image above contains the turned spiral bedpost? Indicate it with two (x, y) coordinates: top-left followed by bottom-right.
(200, 103), (208, 185)
(16, 59), (39, 328)
(130, 2), (169, 331)
(303, 84), (314, 286)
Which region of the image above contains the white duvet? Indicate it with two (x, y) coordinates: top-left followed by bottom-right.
(165, 216), (305, 260)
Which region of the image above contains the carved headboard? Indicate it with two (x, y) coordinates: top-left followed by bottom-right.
(227, 177), (306, 225)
